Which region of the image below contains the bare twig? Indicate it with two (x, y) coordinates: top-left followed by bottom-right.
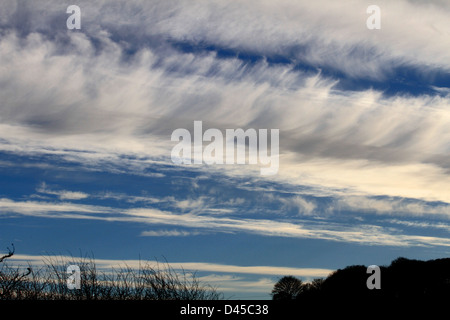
(0, 244), (15, 263)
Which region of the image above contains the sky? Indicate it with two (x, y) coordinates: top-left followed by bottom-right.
(0, 0), (450, 299)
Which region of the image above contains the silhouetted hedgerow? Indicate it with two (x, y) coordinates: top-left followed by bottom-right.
(0, 247), (222, 300)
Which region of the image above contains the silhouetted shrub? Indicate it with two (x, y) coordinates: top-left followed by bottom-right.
(0, 248), (222, 300)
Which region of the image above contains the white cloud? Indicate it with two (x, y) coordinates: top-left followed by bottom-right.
(387, 219), (450, 232)
(37, 182), (89, 200)
(95, 192), (168, 204)
(279, 196), (317, 215)
(7, 254), (333, 278)
(0, 28), (449, 206)
(0, 198), (115, 217)
(140, 229), (202, 237)
(2, 198), (450, 247)
(0, 0), (449, 220)
(334, 196), (450, 218)
(6, 0), (448, 77)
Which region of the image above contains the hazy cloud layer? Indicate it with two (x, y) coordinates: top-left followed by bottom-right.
(2, 197), (450, 248)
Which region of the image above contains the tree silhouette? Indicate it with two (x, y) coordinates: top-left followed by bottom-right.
(297, 278), (324, 299)
(271, 275), (303, 300)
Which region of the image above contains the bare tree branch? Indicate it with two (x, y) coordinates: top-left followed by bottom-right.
(0, 243), (15, 263)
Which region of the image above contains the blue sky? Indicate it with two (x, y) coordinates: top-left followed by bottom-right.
(1, 0), (450, 299)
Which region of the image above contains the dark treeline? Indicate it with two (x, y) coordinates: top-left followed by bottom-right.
(272, 257), (450, 302)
